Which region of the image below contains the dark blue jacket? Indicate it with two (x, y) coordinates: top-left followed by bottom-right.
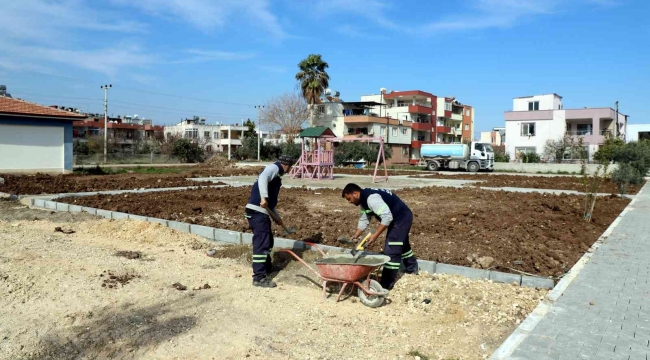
(247, 162), (285, 210)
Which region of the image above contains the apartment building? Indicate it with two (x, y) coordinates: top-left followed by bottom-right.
(164, 116), (247, 157)
(72, 116), (164, 147)
(436, 97), (475, 144)
(480, 127), (504, 146)
(312, 100), (413, 164)
(626, 124), (650, 142)
(504, 94), (628, 161)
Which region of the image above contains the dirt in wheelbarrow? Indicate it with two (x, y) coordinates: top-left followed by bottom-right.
(58, 185), (630, 278)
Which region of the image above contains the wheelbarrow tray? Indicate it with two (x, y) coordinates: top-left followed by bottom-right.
(315, 254), (390, 283)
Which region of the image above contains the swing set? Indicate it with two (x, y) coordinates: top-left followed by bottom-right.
(288, 127), (388, 183)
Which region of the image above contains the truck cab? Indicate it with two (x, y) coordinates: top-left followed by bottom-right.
(470, 142), (495, 172)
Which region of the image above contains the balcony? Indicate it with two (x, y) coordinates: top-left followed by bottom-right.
(411, 140), (431, 149)
(451, 113), (463, 121)
(408, 104), (434, 115)
(344, 115), (398, 125)
(219, 139), (242, 146)
(565, 130), (610, 145)
(412, 122), (432, 131)
(435, 126), (452, 133)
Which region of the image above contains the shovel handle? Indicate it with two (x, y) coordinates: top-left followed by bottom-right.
(262, 204), (292, 234)
(355, 232), (372, 251)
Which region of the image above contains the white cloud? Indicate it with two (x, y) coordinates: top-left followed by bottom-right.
(0, 0), (144, 43)
(420, 0), (557, 32)
(313, 0), (397, 30)
(111, 0), (287, 39)
(0, 40), (155, 77)
(176, 49), (257, 63)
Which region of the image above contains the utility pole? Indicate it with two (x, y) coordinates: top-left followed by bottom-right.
(615, 101), (620, 139)
(254, 105), (264, 161)
(101, 84), (112, 163)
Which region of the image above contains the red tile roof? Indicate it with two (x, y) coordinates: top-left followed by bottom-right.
(0, 96), (87, 119)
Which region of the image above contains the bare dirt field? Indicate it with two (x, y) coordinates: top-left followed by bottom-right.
(0, 200), (546, 360)
(408, 173), (644, 195)
(0, 172), (239, 196)
(57, 186), (629, 278)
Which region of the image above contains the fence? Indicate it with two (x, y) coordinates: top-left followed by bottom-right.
(74, 154), (183, 166)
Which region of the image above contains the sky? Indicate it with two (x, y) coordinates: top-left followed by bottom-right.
(0, 0), (648, 137)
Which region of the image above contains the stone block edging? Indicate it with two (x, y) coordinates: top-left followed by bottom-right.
(30, 198), (554, 290)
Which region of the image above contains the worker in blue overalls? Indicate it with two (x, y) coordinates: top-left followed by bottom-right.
(245, 155), (295, 288)
(342, 183), (419, 290)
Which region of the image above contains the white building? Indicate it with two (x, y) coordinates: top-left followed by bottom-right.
(480, 128), (503, 146)
(504, 94), (628, 162)
(312, 100), (413, 164)
(164, 117), (247, 158)
(0, 94), (86, 174)
(626, 124), (650, 143)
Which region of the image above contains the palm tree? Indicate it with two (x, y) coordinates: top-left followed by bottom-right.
(295, 54), (329, 127)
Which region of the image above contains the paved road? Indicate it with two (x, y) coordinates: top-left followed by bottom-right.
(493, 183), (650, 360)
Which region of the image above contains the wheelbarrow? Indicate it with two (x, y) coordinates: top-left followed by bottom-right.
(277, 242), (390, 308)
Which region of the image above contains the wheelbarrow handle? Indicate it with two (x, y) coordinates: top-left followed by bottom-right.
(277, 248), (322, 278)
(304, 242), (328, 257)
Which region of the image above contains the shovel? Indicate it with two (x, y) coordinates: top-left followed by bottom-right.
(350, 232), (373, 258)
(262, 205), (296, 236)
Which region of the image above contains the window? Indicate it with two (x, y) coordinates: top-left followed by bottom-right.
(185, 129), (198, 139)
(464, 124), (469, 131)
(465, 109), (470, 116)
(445, 102), (452, 111)
(576, 124), (592, 135)
(204, 131), (211, 139)
(380, 126), (386, 136)
(474, 143), (485, 151)
(392, 127), (398, 136)
(402, 128), (407, 135)
(515, 147), (536, 155)
(397, 101), (407, 107)
(214, 132), (219, 139)
(402, 146), (408, 156)
(166, 132), (171, 138)
(563, 146), (589, 161)
(528, 101), (540, 111)
(521, 123), (535, 136)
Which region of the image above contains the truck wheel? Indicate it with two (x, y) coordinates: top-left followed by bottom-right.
(426, 161), (439, 171)
(467, 162), (480, 173)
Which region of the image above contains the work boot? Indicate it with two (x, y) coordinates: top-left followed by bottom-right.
(253, 277), (277, 288)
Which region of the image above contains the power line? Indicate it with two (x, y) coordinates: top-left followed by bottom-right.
(9, 68), (259, 107)
(9, 90), (254, 119)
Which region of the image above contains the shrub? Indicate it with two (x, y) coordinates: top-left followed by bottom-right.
(172, 139), (204, 163)
(612, 162), (643, 195)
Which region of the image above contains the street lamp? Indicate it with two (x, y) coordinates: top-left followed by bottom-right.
(100, 84), (112, 163)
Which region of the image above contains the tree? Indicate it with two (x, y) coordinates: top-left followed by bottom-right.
(295, 54), (330, 127)
(493, 145), (510, 163)
(171, 138), (204, 163)
(242, 119), (257, 138)
(333, 142), (391, 166)
(611, 140), (650, 179)
(593, 136), (625, 163)
(260, 92), (309, 143)
(611, 162), (642, 196)
(543, 135), (579, 163)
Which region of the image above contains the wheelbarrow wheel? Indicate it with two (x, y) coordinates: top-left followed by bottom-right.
(358, 279), (386, 308)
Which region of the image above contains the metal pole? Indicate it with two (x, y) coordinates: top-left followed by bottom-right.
(255, 105), (264, 161)
(101, 84), (111, 164)
(616, 101), (621, 138)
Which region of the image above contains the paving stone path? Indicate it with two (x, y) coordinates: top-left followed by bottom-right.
(493, 184), (650, 360)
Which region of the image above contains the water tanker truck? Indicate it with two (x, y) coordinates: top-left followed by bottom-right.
(416, 142), (494, 172)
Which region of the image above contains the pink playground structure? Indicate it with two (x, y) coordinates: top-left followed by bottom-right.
(289, 127), (388, 183)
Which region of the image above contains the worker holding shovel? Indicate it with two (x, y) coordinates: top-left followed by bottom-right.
(341, 183), (419, 290)
(245, 155), (295, 288)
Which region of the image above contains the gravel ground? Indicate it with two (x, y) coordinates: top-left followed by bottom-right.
(0, 200), (547, 360)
